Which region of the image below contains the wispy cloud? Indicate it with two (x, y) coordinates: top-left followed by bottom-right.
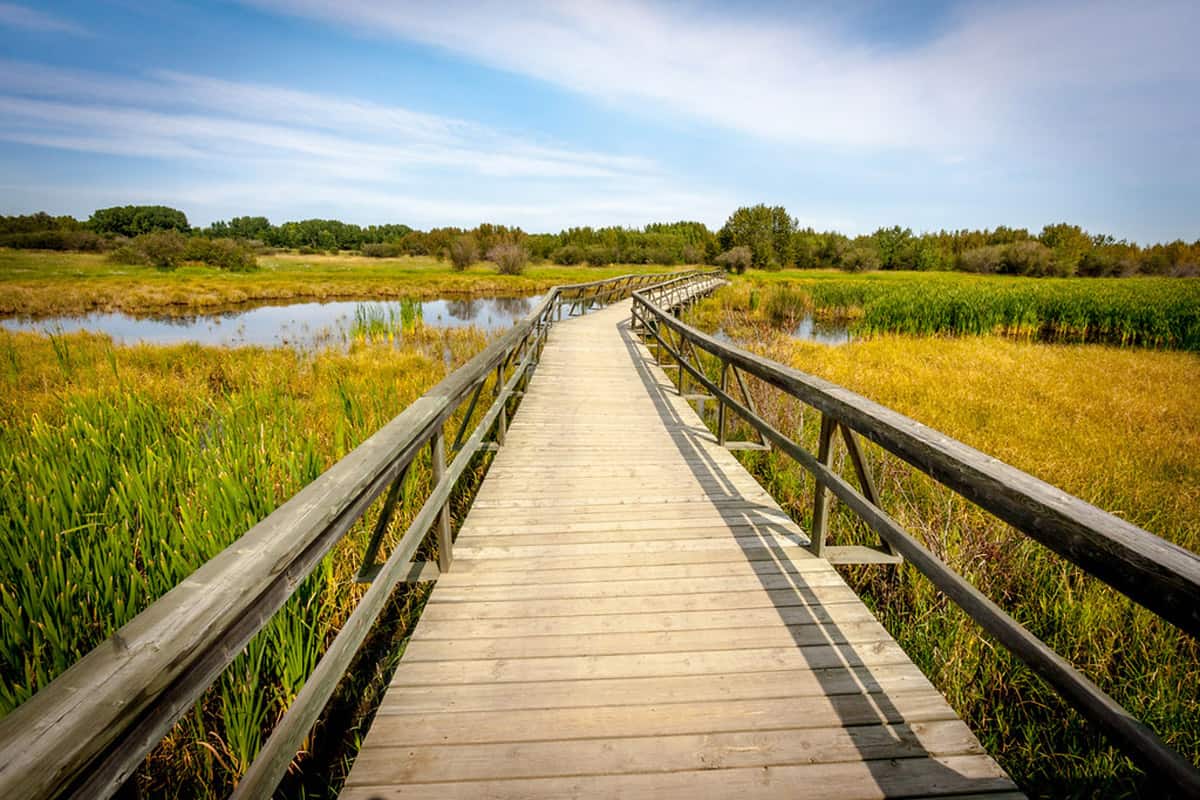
(244, 0), (1200, 165)
(0, 2), (89, 35)
(0, 59), (731, 227)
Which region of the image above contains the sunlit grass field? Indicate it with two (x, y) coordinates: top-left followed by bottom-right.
(0, 249), (678, 316)
(686, 284), (1200, 796)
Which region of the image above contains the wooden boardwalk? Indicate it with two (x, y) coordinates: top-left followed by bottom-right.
(341, 301), (1021, 799)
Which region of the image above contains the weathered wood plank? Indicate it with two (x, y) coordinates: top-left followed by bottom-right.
(388, 641), (916, 685)
(415, 586), (865, 620)
(367, 690), (963, 745)
(348, 719), (988, 784)
(379, 662), (938, 714)
(340, 754), (1014, 799)
(407, 602), (877, 640)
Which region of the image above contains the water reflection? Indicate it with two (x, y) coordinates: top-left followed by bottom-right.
(0, 294), (547, 349)
(792, 315), (852, 345)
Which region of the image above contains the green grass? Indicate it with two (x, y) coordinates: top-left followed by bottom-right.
(0, 249), (681, 316)
(730, 270), (1200, 349)
(685, 288), (1200, 796)
(0, 326), (497, 796)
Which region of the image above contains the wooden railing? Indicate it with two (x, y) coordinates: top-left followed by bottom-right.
(631, 284), (1200, 793)
(0, 270), (720, 800)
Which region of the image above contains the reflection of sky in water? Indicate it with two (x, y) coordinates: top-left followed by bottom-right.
(792, 315), (852, 345)
(0, 295), (546, 349)
(712, 316), (852, 346)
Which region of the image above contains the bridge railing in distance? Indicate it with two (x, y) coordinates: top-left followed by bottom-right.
(631, 283), (1200, 794)
(0, 269), (719, 800)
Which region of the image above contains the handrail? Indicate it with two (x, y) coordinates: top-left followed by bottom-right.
(0, 269), (717, 800)
(630, 285), (1200, 793)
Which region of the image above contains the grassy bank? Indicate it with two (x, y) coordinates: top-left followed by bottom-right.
(731, 270), (1200, 349)
(686, 289), (1200, 796)
(0, 325), (497, 796)
(0, 249), (678, 317)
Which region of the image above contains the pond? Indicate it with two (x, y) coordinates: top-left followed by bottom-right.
(711, 315), (853, 347)
(0, 295), (548, 349)
(792, 315), (853, 345)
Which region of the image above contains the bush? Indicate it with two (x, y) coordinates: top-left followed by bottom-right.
(681, 244), (705, 264)
(135, 230), (188, 269)
(0, 230), (107, 251)
(585, 245), (613, 267)
(715, 246), (752, 274)
(106, 233), (256, 271)
(361, 242), (402, 258)
(958, 244), (1006, 274)
(449, 235), (479, 271)
(184, 237), (257, 271)
(841, 242), (880, 273)
(551, 244), (586, 265)
(488, 243), (529, 275)
(107, 243), (148, 267)
(297, 245), (323, 255)
(1003, 240), (1054, 276)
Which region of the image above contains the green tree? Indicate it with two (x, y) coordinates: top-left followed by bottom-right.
(1039, 223), (1091, 276)
(88, 205), (189, 237)
(719, 205), (793, 268)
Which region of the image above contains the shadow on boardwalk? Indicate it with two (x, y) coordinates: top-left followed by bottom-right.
(616, 314), (1013, 798)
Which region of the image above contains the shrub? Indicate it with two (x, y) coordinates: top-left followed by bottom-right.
(0, 230), (107, 251)
(584, 245), (613, 267)
(551, 244), (586, 265)
(297, 245), (322, 255)
(1003, 240), (1054, 276)
(841, 242), (881, 273)
(715, 246), (752, 274)
(184, 237), (257, 272)
(449, 235), (479, 271)
(361, 242), (402, 258)
(958, 244), (1006, 274)
(488, 243), (529, 275)
(135, 230), (188, 269)
(107, 243), (148, 267)
(681, 244), (705, 264)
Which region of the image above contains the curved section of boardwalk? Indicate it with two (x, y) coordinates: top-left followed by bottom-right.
(341, 301), (1021, 799)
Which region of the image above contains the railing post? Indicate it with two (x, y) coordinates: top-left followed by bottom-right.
(810, 414), (836, 557)
(431, 427), (453, 572)
(717, 361), (729, 446)
(495, 363), (507, 446)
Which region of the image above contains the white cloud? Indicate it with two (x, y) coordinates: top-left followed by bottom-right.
(0, 62), (654, 180)
(0, 59), (732, 228)
(244, 0), (1200, 161)
(0, 2), (88, 35)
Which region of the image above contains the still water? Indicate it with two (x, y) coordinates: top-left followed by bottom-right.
(711, 315), (853, 346)
(0, 295), (547, 349)
(792, 315), (853, 345)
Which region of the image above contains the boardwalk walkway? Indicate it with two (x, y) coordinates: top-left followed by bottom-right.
(341, 300), (1021, 799)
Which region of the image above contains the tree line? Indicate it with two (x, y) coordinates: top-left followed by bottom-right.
(1, 204), (1196, 277)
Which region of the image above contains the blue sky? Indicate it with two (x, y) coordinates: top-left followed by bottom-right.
(0, 0), (1196, 242)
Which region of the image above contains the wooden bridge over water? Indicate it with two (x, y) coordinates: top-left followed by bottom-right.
(1, 272), (1198, 798)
